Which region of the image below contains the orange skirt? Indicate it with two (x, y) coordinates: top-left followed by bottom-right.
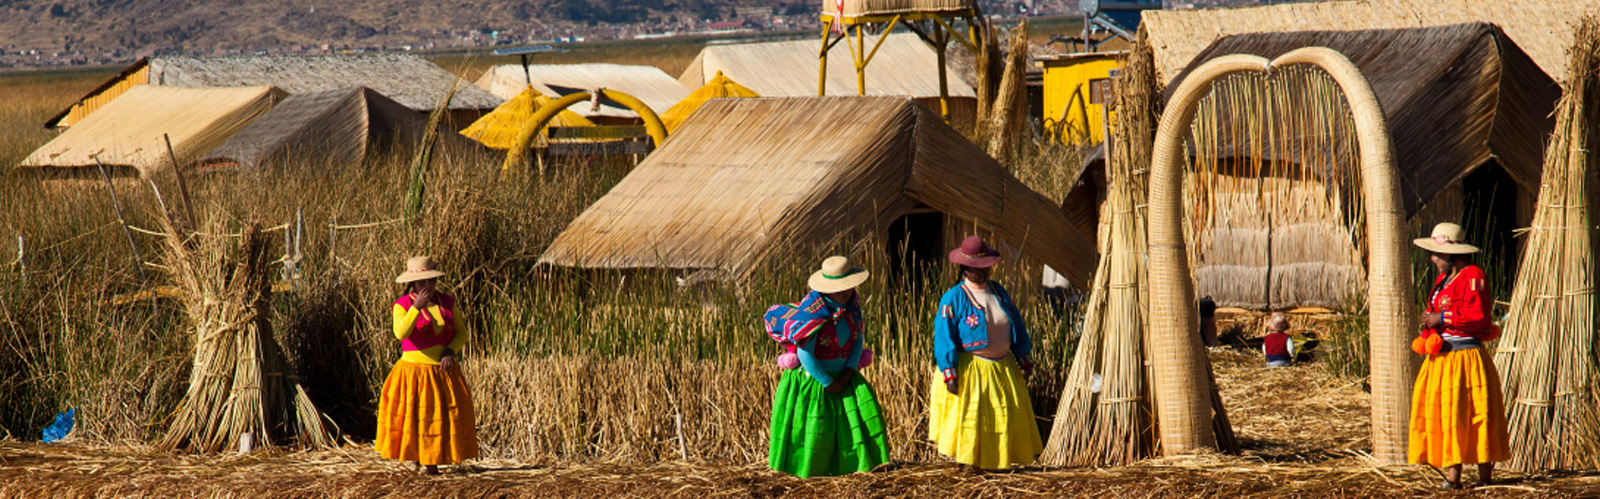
(376, 360), (478, 465)
(1407, 347), (1509, 468)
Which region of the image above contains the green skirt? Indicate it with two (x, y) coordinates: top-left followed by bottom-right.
(768, 368), (891, 477)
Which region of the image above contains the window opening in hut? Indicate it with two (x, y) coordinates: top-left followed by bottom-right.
(888, 207), (945, 288)
(1458, 161), (1519, 303)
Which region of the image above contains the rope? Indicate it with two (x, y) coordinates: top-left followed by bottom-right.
(329, 218), (404, 231)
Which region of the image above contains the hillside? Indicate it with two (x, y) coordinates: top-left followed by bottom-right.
(0, 0), (823, 63)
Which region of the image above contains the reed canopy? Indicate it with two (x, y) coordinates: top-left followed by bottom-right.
(678, 34), (976, 99)
(538, 96), (1097, 288)
(1160, 23), (1557, 311)
(45, 54), (501, 129)
(19, 85), (284, 177)
(199, 87), (451, 172)
(474, 64), (689, 122)
(459, 86), (595, 150)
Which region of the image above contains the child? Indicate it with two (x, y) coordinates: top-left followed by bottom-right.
(1263, 312), (1295, 367)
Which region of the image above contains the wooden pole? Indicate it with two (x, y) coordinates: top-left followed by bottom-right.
(94, 158), (146, 279)
(164, 134), (197, 232)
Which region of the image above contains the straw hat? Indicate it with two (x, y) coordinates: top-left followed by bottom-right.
(948, 235), (1001, 268)
(1412, 223), (1480, 254)
(394, 256), (446, 284)
(808, 256), (869, 293)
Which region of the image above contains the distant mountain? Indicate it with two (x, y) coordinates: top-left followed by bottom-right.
(0, 0), (822, 62)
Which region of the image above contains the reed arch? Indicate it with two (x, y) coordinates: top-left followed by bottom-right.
(502, 89), (668, 173)
(1146, 47), (1417, 462)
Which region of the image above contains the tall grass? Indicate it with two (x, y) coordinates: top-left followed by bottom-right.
(0, 67), (1083, 463)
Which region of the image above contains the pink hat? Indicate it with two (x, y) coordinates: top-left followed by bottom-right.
(948, 235), (1001, 268)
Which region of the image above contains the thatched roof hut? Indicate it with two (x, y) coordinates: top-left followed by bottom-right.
(1141, 0), (1600, 83)
(474, 64), (689, 121)
(678, 33), (976, 99)
(46, 55), (501, 129)
(19, 85), (285, 177)
(1163, 23), (1558, 310)
(198, 87), (456, 172)
(538, 96), (1097, 288)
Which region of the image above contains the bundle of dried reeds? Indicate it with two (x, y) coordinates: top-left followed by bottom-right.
(1042, 38), (1235, 466)
(157, 219), (332, 452)
(1494, 15), (1600, 472)
(984, 19), (1030, 164)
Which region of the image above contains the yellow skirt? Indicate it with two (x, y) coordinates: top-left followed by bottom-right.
(376, 360), (479, 465)
(929, 353), (1043, 469)
(1407, 347), (1510, 468)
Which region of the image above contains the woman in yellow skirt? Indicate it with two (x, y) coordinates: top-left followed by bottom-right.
(376, 256), (478, 474)
(1409, 223), (1509, 489)
(928, 236), (1043, 469)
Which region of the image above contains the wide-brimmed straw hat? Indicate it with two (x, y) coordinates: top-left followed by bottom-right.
(808, 256), (869, 293)
(394, 256), (446, 284)
(948, 235), (1001, 268)
(1412, 223), (1479, 255)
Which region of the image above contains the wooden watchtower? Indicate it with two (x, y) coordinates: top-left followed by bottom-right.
(817, 0), (979, 120)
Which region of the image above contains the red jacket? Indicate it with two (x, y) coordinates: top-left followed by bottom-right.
(1426, 265), (1495, 340)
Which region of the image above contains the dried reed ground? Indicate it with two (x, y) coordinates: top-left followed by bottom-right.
(5, 349), (1597, 498)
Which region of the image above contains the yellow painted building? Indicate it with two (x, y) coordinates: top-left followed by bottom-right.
(1039, 52), (1124, 146)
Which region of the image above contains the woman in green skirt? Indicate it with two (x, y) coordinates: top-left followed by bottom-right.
(763, 255), (891, 477)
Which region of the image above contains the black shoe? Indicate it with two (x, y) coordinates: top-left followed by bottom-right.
(1441, 480), (1463, 490)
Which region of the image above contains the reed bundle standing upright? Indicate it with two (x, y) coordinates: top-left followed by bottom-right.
(158, 219), (332, 452)
(1494, 16), (1600, 472)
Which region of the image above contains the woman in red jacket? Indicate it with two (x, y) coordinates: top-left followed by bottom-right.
(1408, 223), (1508, 489)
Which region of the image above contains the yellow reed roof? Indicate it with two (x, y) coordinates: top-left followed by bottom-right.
(459, 86), (594, 150)
(660, 71), (760, 133)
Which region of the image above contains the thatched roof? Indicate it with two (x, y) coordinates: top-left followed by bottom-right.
(660, 71), (760, 133)
(198, 87), (441, 171)
(44, 54), (500, 128)
(474, 64), (690, 119)
(1142, 0), (1600, 83)
(678, 33), (977, 98)
(1165, 23), (1558, 216)
(538, 96), (1096, 288)
(822, 0), (975, 19)
(19, 85), (284, 176)
(459, 86), (595, 150)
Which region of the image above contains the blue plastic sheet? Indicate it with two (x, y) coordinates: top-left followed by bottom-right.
(41, 407), (74, 443)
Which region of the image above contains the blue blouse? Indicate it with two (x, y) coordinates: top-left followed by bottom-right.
(796, 296), (863, 386)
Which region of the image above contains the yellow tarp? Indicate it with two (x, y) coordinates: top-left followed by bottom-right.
(661, 71), (759, 133)
(459, 86), (594, 150)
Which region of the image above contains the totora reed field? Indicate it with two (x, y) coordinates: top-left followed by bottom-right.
(6, 15), (1600, 497)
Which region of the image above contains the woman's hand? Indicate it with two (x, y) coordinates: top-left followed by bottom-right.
(944, 378), (959, 395)
(439, 355), (457, 371)
(1420, 312), (1443, 328)
(412, 288), (435, 309)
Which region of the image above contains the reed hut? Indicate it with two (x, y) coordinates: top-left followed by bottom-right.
(19, 85), (285, 177)
(1140, 0), (1600, 85)
(677, 34), (978, 126)
(1494, 15), (1600, 472)
(1162, 23), (1558, 311)
(198, 87), (465, 172)
(538, 96), (1097, 288)
(459, 86), (595, 150)
(45, 54), (501, 129)
(474, 64), (689, 123)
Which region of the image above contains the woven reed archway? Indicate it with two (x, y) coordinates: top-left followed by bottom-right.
(502, 89), (668, 173)
(1147, 47), (1417, 461)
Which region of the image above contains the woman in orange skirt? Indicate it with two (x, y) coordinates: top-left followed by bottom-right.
(1409, 223), (1509, 489)
(376, 256), (478, 474)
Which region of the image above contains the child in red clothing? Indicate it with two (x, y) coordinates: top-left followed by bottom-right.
(1262, 312), (1295, 367)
